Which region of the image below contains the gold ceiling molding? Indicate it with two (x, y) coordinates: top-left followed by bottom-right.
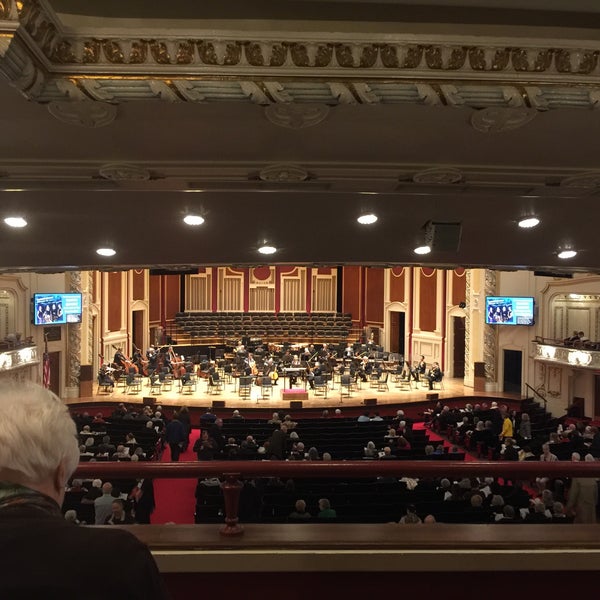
(2, 0), (600, 110)
(12, 2), (600, 76)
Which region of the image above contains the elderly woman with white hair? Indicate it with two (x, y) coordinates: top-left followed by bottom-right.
(0, 382), (167, 598)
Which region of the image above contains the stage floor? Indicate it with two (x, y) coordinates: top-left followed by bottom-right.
(70, 375), (521, 410)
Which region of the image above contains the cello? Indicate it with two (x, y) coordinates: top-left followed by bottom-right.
(168, 345), (186, 379)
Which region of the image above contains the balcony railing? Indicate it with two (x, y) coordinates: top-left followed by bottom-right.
(75, 460), (600, 536)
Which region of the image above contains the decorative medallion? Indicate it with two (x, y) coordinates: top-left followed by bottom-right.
(413, 167), (463, 185)
(47, 101), (117, 128)
(264, 104), (330, 129)
(471, 106), (537, 133)
(259, 164), (309, 182)
(99, 163), (151, 181)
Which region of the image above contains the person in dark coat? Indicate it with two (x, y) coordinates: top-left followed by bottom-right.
(0, 381), (167, 599)
(268, 424), (288, 460)
(165, 411), (186, 461)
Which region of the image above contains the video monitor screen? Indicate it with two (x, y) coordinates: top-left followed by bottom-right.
(485, 296), (534, 326)
(33, 293), (82, 325)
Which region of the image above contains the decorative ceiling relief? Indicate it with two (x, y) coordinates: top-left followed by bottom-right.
(413, 167), (463, 185)
(98, 164), (151, 181)
(471, 107), (537, 133)
(264, 104), (330, 129)
(258, 164), (309, 182)
(47, 100), (117, 127)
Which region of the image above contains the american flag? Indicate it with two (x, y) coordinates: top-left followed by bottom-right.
(42, 352), (51, 389)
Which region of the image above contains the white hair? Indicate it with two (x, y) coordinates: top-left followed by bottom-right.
(0, 382), (79, 486)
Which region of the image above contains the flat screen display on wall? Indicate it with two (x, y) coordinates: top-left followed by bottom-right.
(33, 293), (82, 325)
(485, 296), (534, 326)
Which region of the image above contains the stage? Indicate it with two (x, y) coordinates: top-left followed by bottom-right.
(68, 375), (522, 412)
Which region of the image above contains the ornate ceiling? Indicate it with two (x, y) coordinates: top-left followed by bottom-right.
(1, 0), (600, 273)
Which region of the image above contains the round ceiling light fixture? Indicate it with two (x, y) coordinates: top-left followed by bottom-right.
(413, 245), (431, 255)
(96, 247), (116, 257)
(183, 214), (205, 226)
(258, 244), (277, 255)
(357, 213), (378, 225)
(557, 248), (577, 260)
(4, 216), (27, 228)
(517, 216), (540, 229)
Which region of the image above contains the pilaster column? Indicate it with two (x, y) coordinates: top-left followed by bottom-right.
(65, 271), (82, 398)
(483, 269), (498, 386)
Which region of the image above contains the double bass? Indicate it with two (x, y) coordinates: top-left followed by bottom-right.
(168, 345), (186, 379)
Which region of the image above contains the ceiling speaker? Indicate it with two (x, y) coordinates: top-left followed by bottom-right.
(425, 221), (462, 252)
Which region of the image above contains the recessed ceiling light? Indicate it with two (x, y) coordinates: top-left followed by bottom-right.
(183, 215), (205, 226)
(258, 245), (277, 255)
(414, 245), (431, 255)
(4, 217), (27, 228)
(96, 247), (116, 257)
(518, 217), (540, 229)
(357, 213), (378, 225)
(558, 249), (577, 260)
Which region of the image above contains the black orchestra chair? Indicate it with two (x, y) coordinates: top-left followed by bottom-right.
(368, 371), (381, 389)
(180, 372), (195, 395)
(259, 376), (273, 401)
(126, 368), (142, 395)
(208, 372), (224, 395)
(238, 375), (253, 399)
(149, 373), (162, 395)
(377, 371), (389, 392)
(313, 375), (328, 398)
(340, 374), (354, 399)
(159, 367), (173, 392)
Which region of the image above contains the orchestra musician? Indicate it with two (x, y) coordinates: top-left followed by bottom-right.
(411, 355), (427, 382)
(113, 347), (126, 368)
(97, 365), (115, 390)
(343, 342), (354, 359)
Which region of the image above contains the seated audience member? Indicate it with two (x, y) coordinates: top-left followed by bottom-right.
(501, 438), (519, 461)
(497, 505), (518, 524)
(0, 381), (167, 598)
(357, 412), (371, 423)
(364, 441), (377, 459)
(379, 446), (397, 460)
(423, 514), (436, 524)
(317, 498), (337, 519)
(64, 509), (82, 525)
(399, 504), (422, 524)
(289, 499), (311, 520)
(104, 499), (135, 525)
(524, 499), (551, 523)
(231, 409), (244, 420)
(322, 452), (332, 461)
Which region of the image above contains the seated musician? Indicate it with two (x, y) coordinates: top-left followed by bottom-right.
(427, 362), (443, 390)
(306, 361), (322, 389)
(113, 347), (126, 368)
(98, 366), (115, 390)
(355, 357), (368, 382)
(411, 355), (427, 381)
(289, 355), (302, 385)
(146, 345), (157, 375)
(343, 343), (354, 359)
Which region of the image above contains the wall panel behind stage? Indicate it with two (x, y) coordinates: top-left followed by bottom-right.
(419, 268), (437, 332)
(342, 266), (362, 323)
(389, 267), (406, 303)
(165, 275), (180, 322)
(365, 267), (384, 325)
(452, 268), (466, 307)
(132, 270), (145, 301)
(149, 275), (161, 323)
(107, 272), (122, 332)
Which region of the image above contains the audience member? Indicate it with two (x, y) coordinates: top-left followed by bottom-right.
(0, 382), (167, 598)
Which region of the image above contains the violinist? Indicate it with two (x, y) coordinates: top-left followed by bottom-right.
(343, 343), (354, 360)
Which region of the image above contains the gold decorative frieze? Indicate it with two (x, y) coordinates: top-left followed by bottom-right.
(4, 0), (600, 110)
(0, 345), (38, 372)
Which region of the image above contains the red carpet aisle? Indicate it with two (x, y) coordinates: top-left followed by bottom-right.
(152, 430), (199, 524)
